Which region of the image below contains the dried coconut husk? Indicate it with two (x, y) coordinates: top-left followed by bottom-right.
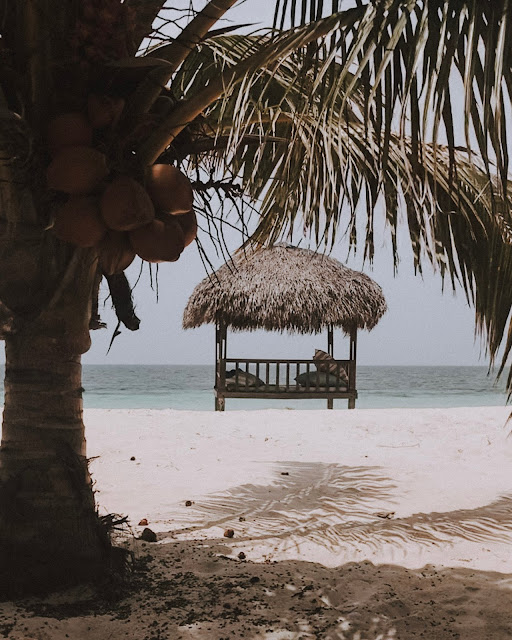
(175, 209), (197, 247)
(53, 196), (107, 247)
(98, 230), (136, 275)
(129, 217), (185, 263)
(100, 175), (155, 231)
(47, 112), (93, 156)
(146, 164), (193, 215)
(87, 94), (125, 129)
(47, 146), (108, 195)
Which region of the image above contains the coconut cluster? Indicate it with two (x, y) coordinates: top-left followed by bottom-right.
(46, 109), (197, 275)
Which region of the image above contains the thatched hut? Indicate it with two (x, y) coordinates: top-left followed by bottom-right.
(183, 244), (387, 410)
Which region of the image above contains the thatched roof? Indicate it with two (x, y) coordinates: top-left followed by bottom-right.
(183, 245), (387, 334)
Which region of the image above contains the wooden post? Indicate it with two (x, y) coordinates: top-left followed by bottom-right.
(215, 321), (227, 411)
(327, 327), (334, 408)
(215, 322), (220, 411)
(348, 326), (357, 409)
(215, 322), (220, 387)
(327, 325), (334, 356)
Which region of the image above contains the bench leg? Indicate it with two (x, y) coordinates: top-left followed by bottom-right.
(327, 398), (333, 410)
(215, 395), (226, 411)
(348, 397), (355, 409)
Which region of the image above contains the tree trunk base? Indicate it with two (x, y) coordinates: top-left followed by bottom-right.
(0, 505), (129, 599)
(0, 539), (108, 600)
(0, 449), (127, 599)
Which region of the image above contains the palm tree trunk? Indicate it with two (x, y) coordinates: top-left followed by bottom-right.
(0, 253), (111, 597)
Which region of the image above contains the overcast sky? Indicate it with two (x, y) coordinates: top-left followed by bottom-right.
(82, 2), (500, 367)
(81, 220), (488, 366)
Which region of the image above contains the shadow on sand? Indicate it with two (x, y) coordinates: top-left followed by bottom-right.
(3, 538), (512, 640)
(2, 463), (512, 639)
(168, 461), (512, 556)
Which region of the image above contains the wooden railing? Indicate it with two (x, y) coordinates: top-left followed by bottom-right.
(217, 358), (355, 393)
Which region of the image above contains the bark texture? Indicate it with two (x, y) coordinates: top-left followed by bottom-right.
(0, 338), (110, 596)
(0, 0), (127, 597)
(0, 247), (112, 597)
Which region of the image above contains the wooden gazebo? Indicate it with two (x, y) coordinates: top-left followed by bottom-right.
(183, 245), (387, 410)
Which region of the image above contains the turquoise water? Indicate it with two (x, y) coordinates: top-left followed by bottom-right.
(69, 365), (510, 410)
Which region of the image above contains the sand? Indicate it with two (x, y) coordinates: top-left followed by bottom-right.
(2, 406), (512, 639)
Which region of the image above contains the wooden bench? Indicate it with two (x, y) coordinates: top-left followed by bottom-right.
(215, 357), (357, 410)
(214, 322), (358, 411)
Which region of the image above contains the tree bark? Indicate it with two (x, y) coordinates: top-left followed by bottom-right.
(0, 0), (131, 597)
(0, 250), (113, 597)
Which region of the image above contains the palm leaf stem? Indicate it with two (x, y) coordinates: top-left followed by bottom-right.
(123, 0), (239, 126)
(220, 113), (294, 129)
(137, 11), (361, 166)
(176, 134), (289, 159)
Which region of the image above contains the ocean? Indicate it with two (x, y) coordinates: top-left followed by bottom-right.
(65, 365), (511, 410)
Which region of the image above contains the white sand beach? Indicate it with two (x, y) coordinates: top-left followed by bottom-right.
(3, 406), (512, 639)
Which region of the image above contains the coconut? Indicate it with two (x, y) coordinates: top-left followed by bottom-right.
(146, 164), (193, 214)
(47, 112), (93, 156)
(98, 230), (136, 275)
(129, 217), (185, 263)
(175, 209), (197, 247)
(100, 175), (155, 232)
(47, 146), (108, 195)
(87, 94), (125, 129)
(53, 196), (107, 247)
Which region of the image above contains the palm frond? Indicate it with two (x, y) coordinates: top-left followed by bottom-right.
(272, 0), (512, 194)
(160, 29), (512, 381)
(136, 10), (365, 165)
(121, 7), (512, 388)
